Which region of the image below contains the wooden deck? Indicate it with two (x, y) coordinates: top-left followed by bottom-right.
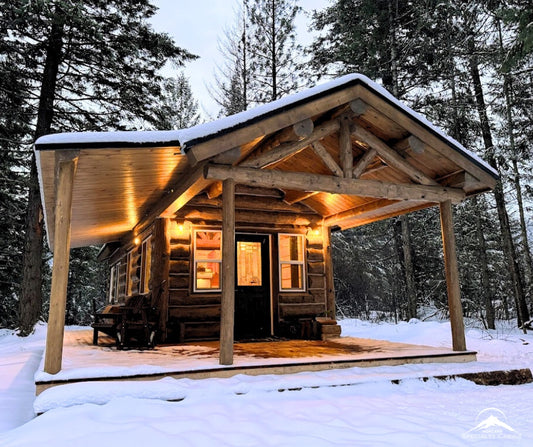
(35, 329), (476, 395)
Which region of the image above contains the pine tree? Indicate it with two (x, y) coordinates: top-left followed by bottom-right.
(0, 44), (30, 328)
(248, 0), (301, 102)
(3, 0), (195, 334)
(153, 72), (201, 130)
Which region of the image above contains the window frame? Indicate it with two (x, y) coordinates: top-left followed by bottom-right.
(108, 262), (119, 304)
(278, 233), (306, 292)
(140, 236), (152, 294)
(193, 228), (222, 293)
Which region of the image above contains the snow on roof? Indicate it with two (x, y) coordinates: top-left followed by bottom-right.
(34, 73), (498, 178)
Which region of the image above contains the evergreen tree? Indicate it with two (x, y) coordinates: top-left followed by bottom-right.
(2, 0), (195, 334)
(0, 45), (30, 328)
(248, 0), (301, 102)
(154, 72), (201, 130)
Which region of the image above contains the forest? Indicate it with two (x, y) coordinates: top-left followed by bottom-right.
(1, 0), (532, 334)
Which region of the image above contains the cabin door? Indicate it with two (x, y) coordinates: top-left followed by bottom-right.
(234, 233), (271, 340)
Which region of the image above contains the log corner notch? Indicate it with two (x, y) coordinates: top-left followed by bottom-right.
(44, 151), (79, 374)
(439, 199), (467, 351)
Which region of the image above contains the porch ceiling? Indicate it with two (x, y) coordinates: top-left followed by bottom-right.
(35, 74), (498, 250)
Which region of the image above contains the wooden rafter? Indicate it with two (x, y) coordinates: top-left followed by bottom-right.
(204, 164), (465, 203)
(324, 198), (400, 227)
(124, 163), (209, 244)
(310, 141), (343, 177)
(240, 119), (340, 169)
(351, 123), (438, 186)
(188, 194), (318, 214)
(352, 148), (377, 178)
(283, 190), (320, 206)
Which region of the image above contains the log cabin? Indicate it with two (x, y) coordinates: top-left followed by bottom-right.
(35, 74), (498, 374)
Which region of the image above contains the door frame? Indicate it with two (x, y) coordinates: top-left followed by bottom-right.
(235, 232), (273, 336)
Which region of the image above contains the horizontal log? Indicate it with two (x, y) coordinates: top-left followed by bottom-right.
(293, 118), (314, 138)
(279, 303), (326, 319)
(350, 99), (368, 116)
(170, 243), (190, 259)
(309, 289), (326, 304)
(307, 247), (324, 261)
(169, 305), (221, 321)
(180, 322), (220, 340)
(178, 206), (322, 226)
(407, 135), (425, 154)
(278, 294), (316, 304)
(168, 289), (189, 305)
(169, 260), (190, 274)
(320, 324), (341, 335)
(308, 275), (326, 290)
(307, 262), (325, 275)
(169, 274), (189, 289)
(170, 293), (221, 306)
(204, 164), (465, 204)
(188, 194), (317, 214)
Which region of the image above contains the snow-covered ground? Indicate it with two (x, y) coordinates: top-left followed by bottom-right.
(1, 319), (532, 446)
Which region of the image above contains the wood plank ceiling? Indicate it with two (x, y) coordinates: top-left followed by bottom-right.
(37, 79), (497, 249)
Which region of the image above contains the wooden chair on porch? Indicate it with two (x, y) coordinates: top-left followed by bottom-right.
(91, 301), (122, 346)
(117, 293), (158, 350)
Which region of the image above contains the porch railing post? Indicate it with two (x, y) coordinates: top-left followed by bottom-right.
(220, 178), (235, 365)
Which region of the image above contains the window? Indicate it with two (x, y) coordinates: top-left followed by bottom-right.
(194, 230), (221, 292)
(126, 250), (134, 296)
(108, 263), (119, 304)
(140, 236), (152, 293)
(278, 234), (305, 291)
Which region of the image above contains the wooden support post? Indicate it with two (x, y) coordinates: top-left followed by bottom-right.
(220, 178), (236, 365)
(324, 226), (336, 319)
(44, 154), (78, 374)
(439, 200), (467, 351)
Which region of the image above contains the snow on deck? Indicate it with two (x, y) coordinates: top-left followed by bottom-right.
(35, 329), (475, 386)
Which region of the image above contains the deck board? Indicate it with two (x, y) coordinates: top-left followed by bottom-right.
(35, 329), (476, 395)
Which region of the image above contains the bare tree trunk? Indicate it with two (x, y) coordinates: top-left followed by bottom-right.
(497, 19), (533, 303)
(19, 10), (65, 335)
(468, 45), (530, 328)
(401, 215), (417, 319)
(473, 197), (496, 328)
(387, 1), (417, 320)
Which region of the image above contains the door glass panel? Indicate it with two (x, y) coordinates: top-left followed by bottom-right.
(237, 241), (262, 286)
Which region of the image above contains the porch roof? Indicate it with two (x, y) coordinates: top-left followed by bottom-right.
(35, 73), (498, 250)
